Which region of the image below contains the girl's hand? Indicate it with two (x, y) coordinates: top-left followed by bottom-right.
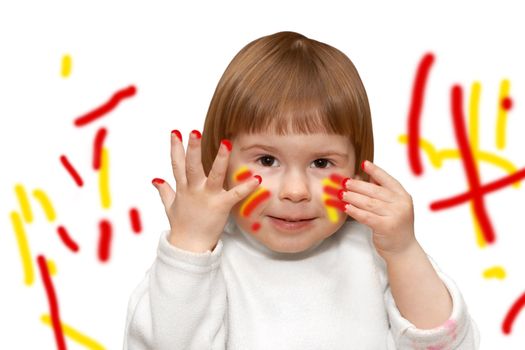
(339, 160), (416, 262)
(152, 130), (261, 253)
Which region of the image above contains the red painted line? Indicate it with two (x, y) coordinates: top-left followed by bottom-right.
(93, 128), (107, 170)
(98, 219), (112, 262)
(450, 85), (495, 244)
(502, 291), (525, 334)
(430, 166), (525, 210)
(329, 173), (345, 186)
(235, 169), (252, 182)
(251, 222), (261, 232)
(129, 208), (142, 234)
(407, 53), (435, 176)
(74, 85), (136, 127)
(56, 225), (79, 252)
(36, 255), (67, 350)
(323, 185), (340, 198)
(59, 155), (83, 187)
(324, 198), (347, 212)
(241, 190), (271, 217)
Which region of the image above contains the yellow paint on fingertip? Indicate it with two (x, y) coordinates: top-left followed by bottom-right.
(483, 266), (506, 280)
(33, 189), (57, 222)
(61, 54), (72, 77)
(41, 314), (106, 350)
(10, 211), (34, 286)
(496, 79), (511, 150)
(15, 184), (33, 223)
(99, 147), (111, 209)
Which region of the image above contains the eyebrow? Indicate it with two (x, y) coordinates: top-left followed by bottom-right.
(240, 144), (348, 158)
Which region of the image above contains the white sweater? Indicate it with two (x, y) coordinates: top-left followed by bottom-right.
(123, 216), (480, 349)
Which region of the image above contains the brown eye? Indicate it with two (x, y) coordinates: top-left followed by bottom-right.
(257, 155), (277, 167)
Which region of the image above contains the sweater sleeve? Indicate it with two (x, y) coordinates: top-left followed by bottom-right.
(123, 230), (227, 350)
(370, 243), (481, 349)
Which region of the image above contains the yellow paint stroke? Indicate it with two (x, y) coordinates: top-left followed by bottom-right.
(232, 165), (250, 183)
(15, 184), (33, 223)
(483, 266), (506, 280)
(99, 147), (111, 209)
(398, 135), (520, 189)
(47, 259), (57, 276)
(41, 314), (106, 350)
(322, 177), (341, 223)
(61, 54), (72, 78)
(239, 187), (268, 216)
(496, 79), (511, 150)
(33, 189), (57, 222)
(10, 211), (34, 286)
(468, 81), (481, 153)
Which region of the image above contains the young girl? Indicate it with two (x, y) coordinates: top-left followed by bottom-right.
(123, 31), (480, 349)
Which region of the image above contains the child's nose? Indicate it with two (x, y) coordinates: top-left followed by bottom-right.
(277, 172), (311, 202)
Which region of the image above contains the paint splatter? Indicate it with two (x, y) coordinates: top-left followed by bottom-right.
(129, 208), (142, 234)
(10, 211), (34, 286)
(93, 128), (107, 170)
(57, 226), (79, 253)
(502, 292), (525, 334)
(60, 155), (84, 187)
(61, 54), (72, 78)
(98, 219), (112, 262)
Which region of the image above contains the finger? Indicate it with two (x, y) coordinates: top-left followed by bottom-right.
(170, 130), (187, 187)
(185, 130), (207, 187)
(344, 202), (382, 228)
(361, 160), (406, 194)
(343, 177), (392, 202)
(223, 174), (262, 207)
(151, 178), (176, 211)
(340, 190), (389, 216)
(206, 139), (232, 192)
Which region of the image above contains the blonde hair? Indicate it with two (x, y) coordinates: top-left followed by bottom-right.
(201, 31), (374, 187)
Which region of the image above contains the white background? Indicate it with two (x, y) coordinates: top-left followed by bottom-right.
(1, 1), (524, 348)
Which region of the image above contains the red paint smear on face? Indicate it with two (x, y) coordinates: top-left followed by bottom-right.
(235, 169), (253, 182)
(57, 225), (79, 252)
(93, 127), (107, 170)
(251, 222), (261, 232)
(241, 190), (271, 217)
(329, 173), (345, 186)
(98, 219), (112, 262)
(36, 255), (67, 350)
(502, 291), (525, 334)
(449, 85), (495, 244)
(407, 53), (435, 176)
(502, 97), (513, 111)
(324, 198), (347, 212)
(74, 85), (136, 127)
(59, 155), (83, 187)
(129, 207), (142, 234)
(323, 185), (340, 198)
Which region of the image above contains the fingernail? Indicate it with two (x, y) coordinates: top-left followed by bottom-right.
(191, 130), (202, 139)
(152, 178), (165, 185)
(361, 160), (367, 170)
(338, 189), (345, 201)
(253, 175), (262, 184)
(221, 139), (232, 151)
(342, 177), (350, 188)
(171, 130), (182, 142)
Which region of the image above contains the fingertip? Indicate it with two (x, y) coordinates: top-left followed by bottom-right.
(152, 178), (165, 186)
(253, 175), (262, 185)
(171, 130), (182, 143)
(360, 160), (367, 171)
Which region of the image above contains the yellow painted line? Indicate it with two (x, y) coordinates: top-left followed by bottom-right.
(33, 189), (57, 222)
(496, 79), (511, 150)
(10, 211), (34, 286)
(469, 81), (481, 153)
(99, 147), (111, 209)
(322, 178), (340, 223)
(15, 184), (33, 223)
(61, 54), (72, 78)
(47, 259), (57, 276)
(41, 314), (106, 350)
(398, 135), (520, 188)
(483, 266), (506, 280)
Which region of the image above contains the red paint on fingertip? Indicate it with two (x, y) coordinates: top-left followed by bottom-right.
(152, 178), (165, 185)
(221, 139), (232, 151)
(254, 175), (262, 184)
(171, 130), (182, 142)
(342, 177), (350, 188)
(337, 189), (345, 201)
(361, 160), (366, 170)
(191, 130), (202, 139)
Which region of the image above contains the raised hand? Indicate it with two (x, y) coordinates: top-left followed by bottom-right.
(152, 129), (262, 253)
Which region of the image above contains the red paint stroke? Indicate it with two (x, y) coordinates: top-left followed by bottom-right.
(56, 225), (79, 252)
(502, 291), (525, 334)
(430, 166), (525, 210)
(324, 198), (347, 212)
(98, 219), (112, 262)
(241, 190), (271, 217)
(74, 85), (136, 127)
(235, 169), (253, 182)
(502, 97), (513, 111)
(251, 222), (261, 232)
(323, 185), (340, 198)
(129, 207), (142, 234)
(407, 53), (435, 176)
(59, 155), (83, 187)
(93, 127), (107, 170)
(329, 173), (345, 186)
(37, 255), (67, 350)
(445, 85), (495, 244)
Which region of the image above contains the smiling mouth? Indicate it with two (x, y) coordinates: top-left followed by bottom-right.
(269, 216), (315, 222)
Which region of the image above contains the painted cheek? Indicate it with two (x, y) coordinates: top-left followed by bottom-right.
(321, 172), (349, 223)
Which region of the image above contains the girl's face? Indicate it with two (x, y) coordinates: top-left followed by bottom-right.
(226, 131), (360, 253)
